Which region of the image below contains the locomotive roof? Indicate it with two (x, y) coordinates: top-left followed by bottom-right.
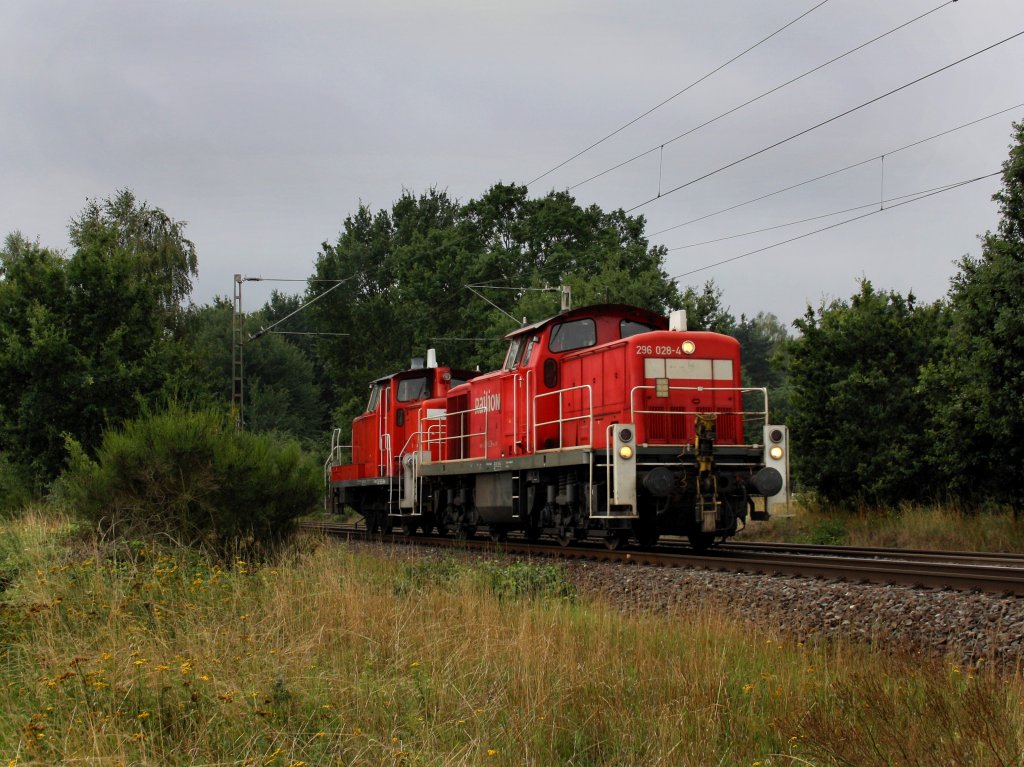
(370, 366), (477, 386)
(503, 303), (668, 339)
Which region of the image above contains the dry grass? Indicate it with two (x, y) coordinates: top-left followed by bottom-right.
(739, 500), (1024, 553)
(2, 509), (1023, 766)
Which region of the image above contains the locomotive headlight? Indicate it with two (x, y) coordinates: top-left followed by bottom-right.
(619, 445), (634, 460)
(682, 340), (696, 355)
(769, 445), (784, 461)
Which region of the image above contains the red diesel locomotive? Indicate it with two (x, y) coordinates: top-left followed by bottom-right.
(325, 303), (789, 550)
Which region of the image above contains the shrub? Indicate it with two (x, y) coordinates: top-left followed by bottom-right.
(60, 407), (319, 550)
(0, 451), (32, 516)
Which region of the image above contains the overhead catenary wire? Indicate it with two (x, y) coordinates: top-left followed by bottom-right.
(526, 0), (831, 187)
(625, 29), (1024, 214)
(666, 176), (999, 251)
(649, 102), (1024, 237)
(248, 276), (354, 340)
(669, 170), (1002, 280)
(566, 0), (958, 193)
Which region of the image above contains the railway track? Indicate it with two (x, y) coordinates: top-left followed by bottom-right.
(300, 520), (1024, 597)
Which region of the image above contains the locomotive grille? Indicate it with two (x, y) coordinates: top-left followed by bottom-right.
(644, 406), (687, 443)
(643, 405), (738, 444)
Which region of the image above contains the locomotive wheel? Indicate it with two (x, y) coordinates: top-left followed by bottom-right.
(604, 531), (629, 551)
(556, 528), (573, 547)
(489, 528), (507, 543)
(401, 520), (417, 537)
(456, 525), (477, 540)
(688, 532), (715, 552)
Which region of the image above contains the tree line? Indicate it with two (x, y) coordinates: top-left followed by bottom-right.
(2, 122), (1022, 513)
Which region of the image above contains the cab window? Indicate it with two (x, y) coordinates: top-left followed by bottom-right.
(621, 320), (655, 339)
(549, 318), (596, 353)
(396, 375), (429, 402)
(521, 335), (539, 366)
(503, 337), (523, 371)
(367, 384), (381, 413)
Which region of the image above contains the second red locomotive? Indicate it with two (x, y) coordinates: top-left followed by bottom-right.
(326, 303), (788, 549)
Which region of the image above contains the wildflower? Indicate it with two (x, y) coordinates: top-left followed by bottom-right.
(742, 684), (754, 694)
(133, 659), (148, 666)
(199, 675), (210, 681)
(314, 731), (326, 738)
(137, 711), (150, 720)
(155, 665), (170, 672)
(487, 749), (497, 757)
(409, 661), (420, 668)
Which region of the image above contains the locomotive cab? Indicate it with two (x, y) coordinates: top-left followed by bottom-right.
(325, 353), (476, 533)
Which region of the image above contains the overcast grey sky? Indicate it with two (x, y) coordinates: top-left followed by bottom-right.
(2, 0), (1023, 325)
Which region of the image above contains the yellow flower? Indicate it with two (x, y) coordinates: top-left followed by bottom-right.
(409, 661), (421, 668)
(137, 711), (150, 720)
(742, 683), (754, 694)
(487, 749), (497, 757)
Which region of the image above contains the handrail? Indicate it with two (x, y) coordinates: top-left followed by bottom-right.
(424, 404), (488, 461)
(533, 384), (594, 452)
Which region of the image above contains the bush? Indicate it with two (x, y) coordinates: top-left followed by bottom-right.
(0, 451), (32, 516)
(60, 407), (319, 550)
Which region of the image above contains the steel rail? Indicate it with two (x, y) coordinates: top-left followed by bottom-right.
(300, 521), (1024, 597)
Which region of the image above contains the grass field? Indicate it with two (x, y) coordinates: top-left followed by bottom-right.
(738, 500), (1024, 553)
(2, 508), (1023, 766)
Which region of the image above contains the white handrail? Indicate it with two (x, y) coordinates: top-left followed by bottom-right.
(533, 384), (594, 452)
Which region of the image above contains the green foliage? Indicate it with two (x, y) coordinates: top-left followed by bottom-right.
(924, 121), (1024, 507)
(179, 300), (324, 444)
(60, 407), (319, 550)
(0, 451), (32, 515)
(479, 560), (577, 603)
(678, 280), (736, 332)
(788, 281), (944, 505)
(0, 192), (198, 485)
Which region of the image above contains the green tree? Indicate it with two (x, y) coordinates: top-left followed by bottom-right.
(788, 281), (944, 505)
(181, 300), (324, 444)
(677, 281), (736, 333)
(924, 122), (1024, 507)
(0, 192), (198, 484)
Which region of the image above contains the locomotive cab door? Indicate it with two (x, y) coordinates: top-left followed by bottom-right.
(503, 335), (537, 455)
